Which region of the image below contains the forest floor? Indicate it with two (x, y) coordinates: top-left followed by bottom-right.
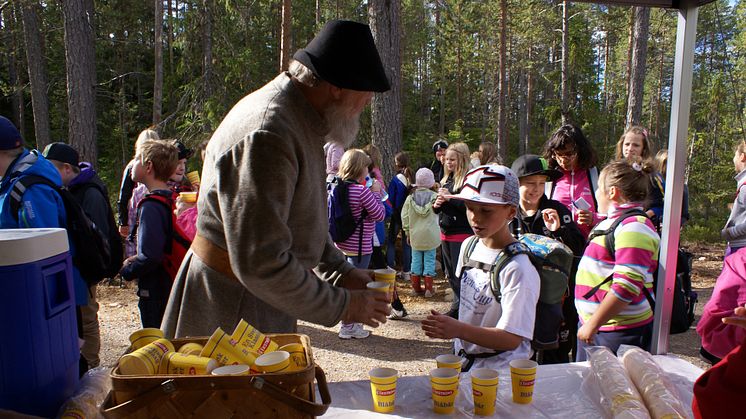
(97, 242), (724, 381)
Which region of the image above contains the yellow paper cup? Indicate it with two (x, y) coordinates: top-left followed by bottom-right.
(232, 319), (279, 357)
(119, 338), (174, 375)
(510, 359), (537, 404)
(374, 268), (396, 283)
(367, 280), (393, 302)
(211, 364), (251, 376)
(254, 351), (290, 374)
(179, 191), (198, 203)
(279, 343), (307, 372)
(436, 354), (464, 371)
(369, 367), (398, 413)
(186, 170), (200, 185)
(201, 327), (254, 366)
(431, 367), (460, 414)
(128, 328), (164, 350)
(177, 342), (204, 356)
(471, 368), (499, 416)
(159, 352), (218, 375)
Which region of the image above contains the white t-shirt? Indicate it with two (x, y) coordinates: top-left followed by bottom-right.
(454, 238), (540, 370)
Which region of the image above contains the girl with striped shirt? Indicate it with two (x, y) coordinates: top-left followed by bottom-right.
(334, 149), (386, 339)
(575, 158), (660, 361)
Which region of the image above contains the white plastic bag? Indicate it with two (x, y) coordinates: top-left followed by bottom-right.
(57, 367), (111, 419)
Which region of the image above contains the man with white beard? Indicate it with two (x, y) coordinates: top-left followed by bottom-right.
(162, 20), (392, 337)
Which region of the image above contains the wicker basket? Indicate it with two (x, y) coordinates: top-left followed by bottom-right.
(101, 334), (330, 418)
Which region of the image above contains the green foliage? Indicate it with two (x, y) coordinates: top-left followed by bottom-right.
(2, 0), (746, 242)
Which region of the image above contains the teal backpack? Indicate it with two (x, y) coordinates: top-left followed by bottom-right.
(460, 233), (573, 351)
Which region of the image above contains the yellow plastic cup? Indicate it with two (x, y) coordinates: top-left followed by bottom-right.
(186, 170), (200, 185)
(128, 328), (164, 350)
(159, 352), (218, 375)
(471, 368), (499, 416)
(201, 327), (254, 366)
(436, 354), (464, 370)
(254, 351), (290, 374)
(430, 367), (460, 414)
(179, 191), (198, 203)
(374, 268), (396, 283)
(119, 338), (174, 375)
(366, 280), (393, 302)
(232, 319), (279, 358)
(369, 367), (398, 413)
(510, 359), (537, 404)
(211, 364), (251, 376)
(279, 343), (307, 372)
(177, 342), (204, 356)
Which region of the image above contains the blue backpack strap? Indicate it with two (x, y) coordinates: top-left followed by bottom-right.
(8, 174), (59, 222)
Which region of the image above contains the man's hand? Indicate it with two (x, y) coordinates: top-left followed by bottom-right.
(119, 225), (129, 238)
(341, 268), (374, 290)
(342, 290), (391, 327)
(421, 309), (462, 339)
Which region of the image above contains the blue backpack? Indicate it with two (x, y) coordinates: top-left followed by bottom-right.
(327, 177), (367, 260)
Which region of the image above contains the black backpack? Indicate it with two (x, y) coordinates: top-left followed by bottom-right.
(582, 209), (697, 334)
(10, 175), (112, 286)
(327, 177), (367, 260)
(68, 181), (124, 279)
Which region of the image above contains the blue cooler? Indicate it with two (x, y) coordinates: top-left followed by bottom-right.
(0, 228), (79, 417)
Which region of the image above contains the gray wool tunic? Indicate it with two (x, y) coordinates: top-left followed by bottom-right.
(162, 73), (354, 337)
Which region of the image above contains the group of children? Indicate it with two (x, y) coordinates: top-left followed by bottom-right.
(326, 123), (686, 371)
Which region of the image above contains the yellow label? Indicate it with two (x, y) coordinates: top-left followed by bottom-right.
(231, 319), (279, 358)
(201, 327), (251, 366)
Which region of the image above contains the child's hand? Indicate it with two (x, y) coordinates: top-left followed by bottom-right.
(541, 208), (561, 232)
(370, 179), (382, 193)
(421, 309), (461, 339)
(722, 305), (746, 329)
(577, 322), (597, 345)
(577, 209), (594, 226)
(118, 225), (129, 238)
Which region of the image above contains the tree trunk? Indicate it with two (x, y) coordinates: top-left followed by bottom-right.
(4, 4), (25, 135)
(624, 8), (634, 122)
(63, 0), (97, 164)
(153, 0), (164, 126)
(654, 49), (664, 143)
(435, 2), (445, 135)
(625, 6), (650, 129)
(20, 0), (51, 149)
(497, 0), (508, 161)
(368, 0), (402, 183)
(280, 0), (292, 72)
(316, 0), (320, 26)
(202, 0), (213, 100)
(603, 30), (610, 112)
(518, 69), (527, 156)
(167, 0), (173, 68)
(526, 46), (533, 154)
(560, 1), (570, 124)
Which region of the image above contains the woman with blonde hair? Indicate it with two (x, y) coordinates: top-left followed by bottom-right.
(433, 142), (473, 318)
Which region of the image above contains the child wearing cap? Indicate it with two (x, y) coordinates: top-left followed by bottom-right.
(422, 165), (541, 371)
(510, 154), (585, 364)
(401, 168), (441, 298)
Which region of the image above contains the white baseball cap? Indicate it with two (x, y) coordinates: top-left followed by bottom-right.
(449, 164), (520, 207)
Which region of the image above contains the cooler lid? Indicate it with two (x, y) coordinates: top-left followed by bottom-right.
(0, 228), (69, 266)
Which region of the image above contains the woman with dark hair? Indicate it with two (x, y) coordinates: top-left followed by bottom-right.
(542, 124), (601, 238)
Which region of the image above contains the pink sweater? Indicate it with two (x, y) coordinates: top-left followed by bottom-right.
(697, 247), (746, 359)
(334, 183), (385, 256)
(550, 167), (601, 238)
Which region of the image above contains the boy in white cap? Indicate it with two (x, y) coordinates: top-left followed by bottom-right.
(421, 165), (540, 371)
(401, 168), (441, 298)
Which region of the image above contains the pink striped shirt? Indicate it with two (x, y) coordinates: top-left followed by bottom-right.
(334, 183), (385, 256)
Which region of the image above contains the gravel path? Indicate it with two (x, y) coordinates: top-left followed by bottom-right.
(98, 243), (722, 380)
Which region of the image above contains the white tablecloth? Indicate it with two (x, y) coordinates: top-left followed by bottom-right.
(319, 355), (703, 418)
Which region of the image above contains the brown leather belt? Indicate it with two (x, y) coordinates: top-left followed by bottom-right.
(191, 233), (238, 281)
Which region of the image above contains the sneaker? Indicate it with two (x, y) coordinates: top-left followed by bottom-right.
(401, 272), (411, 281)
(339, 323), (370, 339)
(388, 307), (408, 320)
(424, 289), (435, 298)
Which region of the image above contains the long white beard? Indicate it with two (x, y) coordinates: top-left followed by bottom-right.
(324, 102), (361, 148)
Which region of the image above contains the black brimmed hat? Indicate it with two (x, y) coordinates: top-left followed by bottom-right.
(511, 154), (563, 182)
(432, 139), (448, 153)
(174, 140), (194, 160)
(43, 142), (79, 166)
(293, 20), (390, 93)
